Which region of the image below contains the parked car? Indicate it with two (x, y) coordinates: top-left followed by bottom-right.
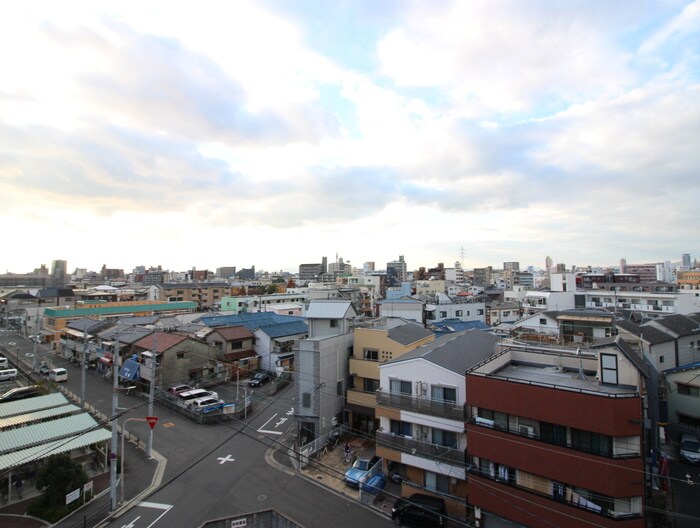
(344, 455), (382, 488)
(177, 388), (219, 407)
(189, 396), (224, 412)
(680, 433), (700, 464)
(0, 356), (8, 368)
(0, 385), (44, 403)
(48, 368), (68, 382)
(38, 364), (51, 377)
(248, 372), (273, 387)
(391, 493), (446, 528)
(167, 383), (193, 396)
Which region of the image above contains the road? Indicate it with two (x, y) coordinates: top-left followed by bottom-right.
(2, 330), (393, 528)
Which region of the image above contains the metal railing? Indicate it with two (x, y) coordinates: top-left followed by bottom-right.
(376, 431), (465, 465)
(375, 390), (465, 421)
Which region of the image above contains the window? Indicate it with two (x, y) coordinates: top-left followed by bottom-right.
(571, 429), (612, 457)
(424, 471), (450, 493)
(540, 422), (567, 447)
(677, 383), (700, 397)
(176, 351), (186, 359)
(477, 309), (484, 315)
(659, 355), (664, 364)
(363, 378), (379, 392)
(600, 353), (618, 385)
(431, 385), (457, 403)
(337, 380), (343, 396)
(390, 379), (412, 395)
(390, 419), (412, 437)
(456, 310), (463, 317)
(363, 348), (379, 361)
(432, 428), (458, 448)
(330, 319), (338, 328)
(231, 341), (243, 350)
(439, 311), (447, 318)
(302, 392), (311, 407)
(539, 318), (547, 325)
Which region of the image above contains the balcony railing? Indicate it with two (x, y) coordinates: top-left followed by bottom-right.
(376, 390), (466, 421)
(376, 430), (465, 465)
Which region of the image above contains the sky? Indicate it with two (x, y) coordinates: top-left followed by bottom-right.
(1, 0), (699, 275)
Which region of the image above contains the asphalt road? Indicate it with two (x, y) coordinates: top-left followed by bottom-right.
(2, 330), (393, 528)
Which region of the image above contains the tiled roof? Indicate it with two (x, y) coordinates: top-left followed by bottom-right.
(386, 329), (499, 374)
(133, 331), (188, 353)
(617, 320), (674, 345)
(213, 326), (255, 341)
(648, 314), (700, 337)
(387, 323), (433, 345)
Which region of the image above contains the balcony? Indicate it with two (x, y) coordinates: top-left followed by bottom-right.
(346, 389), (377, 408)
(376, 430), (465, 465)
(349, 357), (380, 379)
(376, 390), (465, 421)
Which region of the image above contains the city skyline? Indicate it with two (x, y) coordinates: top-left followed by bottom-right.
(1, 2), (698, 273)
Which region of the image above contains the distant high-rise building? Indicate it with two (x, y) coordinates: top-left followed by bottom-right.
(216, 266), (237, 279)
(545, 255), (553, 271)
(238, 266), (256, 281)
(363, 262), (375, 273)
(386, 255), (407, 287)
(620, 258), (627, 273)
(503, 261), (520, 271)
(51, 259), (67, 287)
(682, 254), (691, 268)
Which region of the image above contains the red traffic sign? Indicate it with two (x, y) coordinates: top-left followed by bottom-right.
(146, 416), (158, 430)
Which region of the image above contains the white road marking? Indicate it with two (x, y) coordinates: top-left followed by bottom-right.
(217, 454), (236, 464)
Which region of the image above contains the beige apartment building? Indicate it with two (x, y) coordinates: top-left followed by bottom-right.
(346, 318), (434, 434)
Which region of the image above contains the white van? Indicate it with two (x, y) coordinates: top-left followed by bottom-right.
(0, 368), (18, 382)
(0, 356), (8, 369)
(177, 388), (218, 407)
(49, 368), (68, 382)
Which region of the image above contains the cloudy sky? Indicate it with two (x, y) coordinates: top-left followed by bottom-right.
(1, 0), (698, 275)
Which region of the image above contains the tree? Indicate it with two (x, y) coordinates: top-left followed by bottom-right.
(34, 454), (87, 508)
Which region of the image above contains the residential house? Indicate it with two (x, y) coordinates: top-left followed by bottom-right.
(509, 310), (615, 345)
(375, 329), (500, 521)
(346, 318), (434, 434)
(295, 300), (357, 443)
(466, 338), (650, 528)
(617, 320), (677, 371)
(424, 293), (486, 325)
(663, 362), (700, 437)
(205, 326), (257, 379)
(131, 331), (214, 388)
(379, 298), (424, 323)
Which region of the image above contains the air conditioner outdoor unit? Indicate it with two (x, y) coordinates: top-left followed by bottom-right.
(519, 425), (535, 437)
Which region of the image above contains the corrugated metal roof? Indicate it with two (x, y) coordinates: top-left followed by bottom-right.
(0, 404), (81, 430)
(0, 393), (70, 419)
(387, 323), (434, 345)
(261, 321), (308, 338)
(0, 413), (102, 454)
(305, 300), (354, 319)
(43, 301), (196, 318)
(0, 428), (111, 471)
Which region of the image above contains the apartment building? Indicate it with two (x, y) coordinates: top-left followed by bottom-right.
(466, 339), (649, 528)
(346, 318), (434, 434)
(157, 282), (233, 311)
(583, 290), (700, 317)
(375, 329), (499, 521)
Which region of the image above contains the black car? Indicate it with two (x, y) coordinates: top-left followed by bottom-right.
(248, 372), (273, 387)
(392, 493), (446, 528)
(0, 385), (44, 403)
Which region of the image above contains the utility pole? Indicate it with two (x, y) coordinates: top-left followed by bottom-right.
(81, 329), (87, 408)
(146, 331), (157, 459)
(109, 327), (120, 510)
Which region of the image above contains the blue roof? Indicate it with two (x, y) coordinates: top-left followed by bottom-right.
(200, 312), (305, 332)
(260, 321), (308, 338)
(664, 361), (700, 374)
